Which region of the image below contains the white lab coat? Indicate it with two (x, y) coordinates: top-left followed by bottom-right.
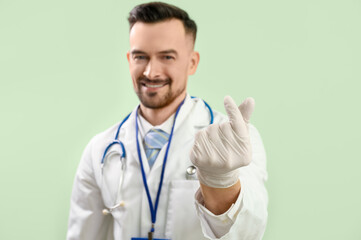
(67, 95), (268, 240)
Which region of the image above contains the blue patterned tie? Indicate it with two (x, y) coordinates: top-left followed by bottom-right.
(144, 129), (170, 168)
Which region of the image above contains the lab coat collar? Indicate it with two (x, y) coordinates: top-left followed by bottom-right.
(117, 107), (151, 173)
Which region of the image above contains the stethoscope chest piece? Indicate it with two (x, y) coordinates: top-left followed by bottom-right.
(186, 165), (197, 180)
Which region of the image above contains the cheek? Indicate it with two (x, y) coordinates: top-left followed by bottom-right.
(168, 62), (189, 81)
(129, 64), (144, 79)
(129, 66), (142, 90)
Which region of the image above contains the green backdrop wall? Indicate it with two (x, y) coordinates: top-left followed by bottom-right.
(1, 0), (360, 239)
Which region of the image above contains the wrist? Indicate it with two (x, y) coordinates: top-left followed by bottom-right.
(199, 180), (241, 215)
(196, 168), (240, 188)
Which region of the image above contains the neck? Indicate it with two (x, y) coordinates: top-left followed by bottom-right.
(139, 93), (186, 126)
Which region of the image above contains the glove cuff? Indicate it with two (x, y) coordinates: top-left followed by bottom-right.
(196, 169), (240, 188)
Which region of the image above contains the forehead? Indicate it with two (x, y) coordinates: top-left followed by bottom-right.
(129, 19), (192, 52)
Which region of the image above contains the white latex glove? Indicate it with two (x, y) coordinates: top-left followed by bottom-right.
(190, 96), (255, 188)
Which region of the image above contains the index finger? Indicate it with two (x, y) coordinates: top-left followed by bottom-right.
(224, 95), (247, 135)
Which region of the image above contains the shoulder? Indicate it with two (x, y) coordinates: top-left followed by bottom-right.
(86, 111), (135, 156)
(186, 96), (228, 126)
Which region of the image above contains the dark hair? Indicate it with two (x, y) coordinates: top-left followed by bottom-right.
(128, 2), (197, 43)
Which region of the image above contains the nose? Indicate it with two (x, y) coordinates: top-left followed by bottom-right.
(143, 59), (162, 80)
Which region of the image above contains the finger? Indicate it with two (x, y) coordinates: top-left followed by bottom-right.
(190, 132), (203, 164)
(224, 95), (247, 135)
(190, 130), (210, 164)
(238, 97), (255, 123)
(206, 124), (228, 161)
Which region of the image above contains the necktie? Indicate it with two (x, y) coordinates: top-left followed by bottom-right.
(144, 129), (170, 168)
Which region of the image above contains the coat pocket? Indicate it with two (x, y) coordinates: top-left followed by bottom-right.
(165, 180), (208, 240)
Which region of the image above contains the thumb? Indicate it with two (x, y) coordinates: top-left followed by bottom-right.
(238, 97), (255, 123)
(224, 96), (246, 134)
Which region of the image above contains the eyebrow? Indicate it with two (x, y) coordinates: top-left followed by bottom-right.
(130, 50), (147, 55)
(158, 49), (178, 56)
(130, 49), (178, 56)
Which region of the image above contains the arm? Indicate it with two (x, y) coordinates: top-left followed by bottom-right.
(200, 180), (241, 215)
(191, 96), (268, 239)
(67, 139), (113, 240)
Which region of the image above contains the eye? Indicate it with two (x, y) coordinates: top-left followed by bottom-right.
(163, 55), (175, 60)
(133, 55), (148, 60)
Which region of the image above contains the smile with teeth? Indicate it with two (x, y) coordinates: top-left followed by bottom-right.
(143, 83), (167, 88)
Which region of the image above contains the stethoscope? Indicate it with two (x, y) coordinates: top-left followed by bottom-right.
(101, 96), (214, 236)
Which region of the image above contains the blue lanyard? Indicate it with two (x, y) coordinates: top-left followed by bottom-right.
(135, 99), (185, 235)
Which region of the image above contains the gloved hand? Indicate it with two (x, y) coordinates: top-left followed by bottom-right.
(190, 96), (255, 188)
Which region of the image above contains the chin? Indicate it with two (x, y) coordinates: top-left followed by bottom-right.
(141, 92), (188, 110)
(136, 87), (186, 110)
(138, 93), (173, 109)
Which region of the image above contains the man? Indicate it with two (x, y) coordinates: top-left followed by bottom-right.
(67, 2), (268, 240)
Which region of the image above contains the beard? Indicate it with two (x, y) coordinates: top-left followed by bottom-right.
(135, 76), (185, 109)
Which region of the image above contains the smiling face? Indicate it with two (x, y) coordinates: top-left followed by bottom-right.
(127, 19), (199, 110)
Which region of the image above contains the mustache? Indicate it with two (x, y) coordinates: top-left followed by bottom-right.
(138, 76), (171, 84)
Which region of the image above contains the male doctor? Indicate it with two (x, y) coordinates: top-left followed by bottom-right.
(67, 2), (268, 240)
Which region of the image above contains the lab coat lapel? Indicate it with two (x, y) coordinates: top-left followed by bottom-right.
(173, 94), (194, 134)
(120, 106), (151, 175)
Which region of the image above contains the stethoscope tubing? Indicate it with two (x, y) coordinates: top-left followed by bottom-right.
(100, 97), (214, 223)
(101, 113), (131, 167)
(191, 96), (214, 124)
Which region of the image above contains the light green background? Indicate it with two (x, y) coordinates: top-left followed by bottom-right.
(1, 0), (360, 239)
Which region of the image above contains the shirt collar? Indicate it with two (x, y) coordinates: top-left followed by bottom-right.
(137, 108), (175, 138)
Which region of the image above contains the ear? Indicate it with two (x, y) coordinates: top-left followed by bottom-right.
(188, 51), (200, 75)
(126, 51), (130, 63)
